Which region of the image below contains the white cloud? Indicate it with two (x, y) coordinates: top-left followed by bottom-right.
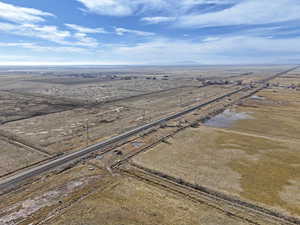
(65, 24), (107, 33)
(0, 22), (100, 47)
(2, 34), (300, 65)
(0, 1), (54, 23)
(0, 42), (35, 48)
(98, 35), (300, 64)
(77, 0), (235, 16)
(141, 17), (176, 24)
(0, 60), (131, 66)
(77, 0), (300, 29)
(235, 26), (300, 37)
(0, 22), (71, 44)
(31, 45), (88, 53)
(73, 33), (99, 47)
(202, 37), (221, 42)
(0, 42), (87, 53)
(115, 27), (155, 36)
(77, 0), (135, 16)
(0, 2), (100, 49)
(1, 0), (299, 65)
(178, 0), (300, 27)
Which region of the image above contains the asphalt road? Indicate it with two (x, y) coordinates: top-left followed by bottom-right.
(0, 87), (246, 190)
(1, 66), (298, 191)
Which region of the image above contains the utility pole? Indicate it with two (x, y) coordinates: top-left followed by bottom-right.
(179, 96), (183, 107)
(86, 119), (89, 146)
(143, 109), (146, 123)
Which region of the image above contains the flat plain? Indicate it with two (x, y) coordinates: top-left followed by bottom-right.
(0, 65), (299, 225)
(133, 71), (300, 219)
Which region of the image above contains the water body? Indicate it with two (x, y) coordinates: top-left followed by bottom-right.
(250, 95), (265, 100)
(204, 109), (253, 128)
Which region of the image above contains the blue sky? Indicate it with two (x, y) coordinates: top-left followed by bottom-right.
(0, 0), (300, 65)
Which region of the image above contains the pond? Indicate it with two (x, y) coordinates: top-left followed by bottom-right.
(204, 109), (252, 128)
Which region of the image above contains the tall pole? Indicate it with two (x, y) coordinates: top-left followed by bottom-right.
(86, 119), (89, 146)
(143, 109), (146, 123)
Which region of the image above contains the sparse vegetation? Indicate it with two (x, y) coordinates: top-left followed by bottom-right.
(1, 66), (300, 225)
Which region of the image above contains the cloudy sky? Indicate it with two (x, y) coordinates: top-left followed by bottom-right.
(0, 0), (300, 65)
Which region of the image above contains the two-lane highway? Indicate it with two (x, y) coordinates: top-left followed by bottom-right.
(1, 66), (298, 191)
(0, 87), (247, 190)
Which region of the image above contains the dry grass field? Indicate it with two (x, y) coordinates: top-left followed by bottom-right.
(234, 89), (300, 140)
(0, 163), (252, 225)
(0, 66), (299, 225)
(48, 175), (251, 225)
(133, 87), (300, 219)
(0, 91), (75, 124)
(0, 85), (235, 155)
(0, 137), (47, 177)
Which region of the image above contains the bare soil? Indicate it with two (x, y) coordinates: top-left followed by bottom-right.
(133, 88), (300, 219)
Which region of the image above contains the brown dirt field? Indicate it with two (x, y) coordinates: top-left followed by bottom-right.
(0, 163), (251, 225)
(0, 164), (109, 225)
(48, 175), (250, 225)
(133, 88), (300, 219)
(0, 91), (74, 124)
(0, 85), (234, 155)
(1, 67), (298, 225)
(133, 126), (300, 218)
(270, 76), (300, 86)
(233, 89), (300, 141)
(0, 138), (47, 176)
